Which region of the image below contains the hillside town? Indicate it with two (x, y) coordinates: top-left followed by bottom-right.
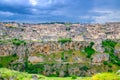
(0, 22), (120, 77)
(0, 22), (120, 52)
(0, 0), (120, 79)
(0, 22), (120, 41)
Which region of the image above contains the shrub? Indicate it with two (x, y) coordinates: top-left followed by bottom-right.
(21, 28), (25, 31)
(61, 52), (64, 60)
(108, 70), (113, 72)
(102, 39), (117, 53)
(71, 75), (77, 79)
(108, 63), (112, 68)
(85, 46), (95, 58)
(12, 53), (17, 57)
(90, 42), (95, 48)
(102, 40), (117, 48)
(12, 38), (26, 46)
(27, 63), (44, 74)
(84, 42), (95, 58)
(0, 64), (3, 68)
(80, 66), (89, 71)
(102, 39), (120, 66)
(103, 61), (108, 65)
(0, 55), (18, 67)
(116, 61), (120, 66)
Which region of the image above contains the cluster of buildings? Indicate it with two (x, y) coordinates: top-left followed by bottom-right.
(0, 22), (120, 50)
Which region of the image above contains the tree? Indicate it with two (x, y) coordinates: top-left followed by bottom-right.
(84, 42), (95, 58)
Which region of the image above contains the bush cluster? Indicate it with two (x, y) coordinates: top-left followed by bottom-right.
(102, 39), (120, 66)
(84, 42), (95, 58)
(12, 38), (26, 46)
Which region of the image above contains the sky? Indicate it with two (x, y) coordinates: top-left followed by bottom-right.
(0, 0), (120, 23)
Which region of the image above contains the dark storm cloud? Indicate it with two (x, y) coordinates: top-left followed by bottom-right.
(0, 0), (120, 23)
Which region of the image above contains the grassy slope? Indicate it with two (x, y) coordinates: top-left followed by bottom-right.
(0, 68), (88, 80)
(0, 55), (18, 67)
(0, 68), (120, 80)
(0, 68), (46, 80)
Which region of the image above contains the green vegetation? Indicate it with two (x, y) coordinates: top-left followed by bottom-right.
(80, 66), (89, 71)
(0, 39), (120, 78)
(24, 48), (29, 72)
(103, 61), (112, 68)
(103, 61), (108, 65)
(84, 42), (95, 58)
(58, 38), (72, 44)
(9, 26), (17, 28)
(12, 38), (26, 46)
(0, 40), (6, 44)
(0, 68), (120, 80)
(92, 73), (120, 80)
(65, 23), (71, 27)
(0, 68), (46, 80)
(26, 63), (44, 74)
(102, 39), (117, 53)
(0, 38), (26, 46)
(115, 43), (120, 49)
(61, 52), (64, 60)
(102, 39), (120, 66)
(89, 42), (94, 48)
(33, 50), (87, 63)
(0, 55), (18, 67)
(0, 39), (10, 44)
(71, 75), (77, 79)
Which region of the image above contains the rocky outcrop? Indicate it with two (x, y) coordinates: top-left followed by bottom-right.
(0, 43), (26, 58)
(92, 53), (109, 64)
(28, 56), (44, 63)
(0, 41), (88, 56)
(114, 43), (120, 59)
(0, 44), (13, 56)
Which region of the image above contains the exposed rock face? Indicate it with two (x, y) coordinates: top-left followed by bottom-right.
(9, 76), (16, 80)
(0, 41), (88, 56)
(0, 22), (120, 77)
(92, 53), (109, 64)
(32, 75), (38, 80)
(39, 62), (113, 77)
(59, 71), (65, 77)
(28, 56), (44, 63)
(0, 44), (26, 58)
(114, 43), (120, 59)
(0, 41), (118, 76)
(0, 44), (13, 56)
(1, 22), (120, 42)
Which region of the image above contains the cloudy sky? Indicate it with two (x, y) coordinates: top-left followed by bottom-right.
(0, 0), (120, 23)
